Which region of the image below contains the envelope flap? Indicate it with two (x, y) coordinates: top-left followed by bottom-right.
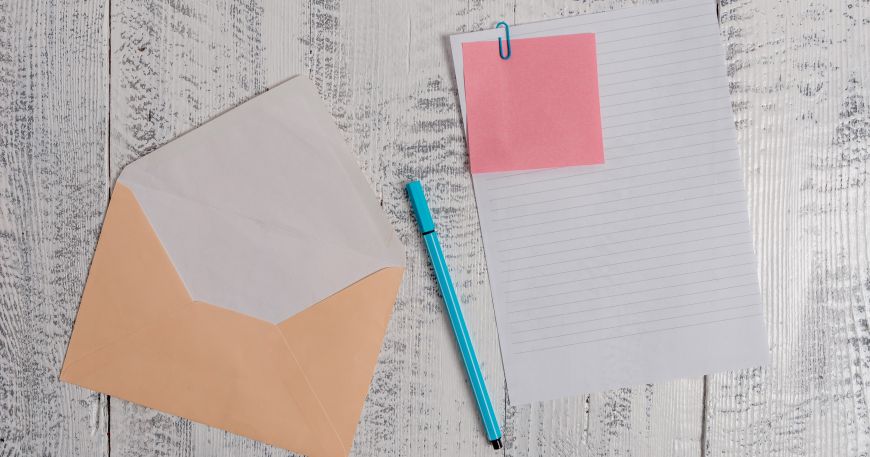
(278, 267), (405, 452)
(62, 181), (352, 456)
(117, 76), (405, 323)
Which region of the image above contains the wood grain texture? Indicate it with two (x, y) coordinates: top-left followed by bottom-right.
(0, 0), (109, 455)
(705, 0), (870, 455)
(5, 0), (868, 456)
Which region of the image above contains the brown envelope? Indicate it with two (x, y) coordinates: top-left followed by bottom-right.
(61, 77), (406, 456)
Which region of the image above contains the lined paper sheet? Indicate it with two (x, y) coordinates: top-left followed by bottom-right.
(450, 0), (769, 404)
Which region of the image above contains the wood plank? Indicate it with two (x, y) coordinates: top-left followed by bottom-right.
(705, 0), (870, 455)
(504, 1), (705, 456)
(108, 0), (507, 455)
(345, 0), (507, 454)
(106, 2), (503, 455)
(107, 1), (303, 456)
(0, 0), (109, 455)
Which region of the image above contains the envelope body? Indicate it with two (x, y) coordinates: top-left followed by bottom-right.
(61, 77), (406, 457)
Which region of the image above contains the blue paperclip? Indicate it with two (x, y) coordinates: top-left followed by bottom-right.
(496, 21), (511, 60)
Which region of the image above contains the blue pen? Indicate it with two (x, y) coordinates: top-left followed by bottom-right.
(406, 180), (503, 450)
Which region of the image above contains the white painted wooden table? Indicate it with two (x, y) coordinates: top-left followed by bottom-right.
(2, 0), (869, 456)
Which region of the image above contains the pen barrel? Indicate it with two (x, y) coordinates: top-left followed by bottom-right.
(423, 232), (502, 442)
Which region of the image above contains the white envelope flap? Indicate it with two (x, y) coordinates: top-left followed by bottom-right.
(118, 76), (405, 323)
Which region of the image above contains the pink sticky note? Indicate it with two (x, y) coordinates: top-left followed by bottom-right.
(462, 34), (604, 173)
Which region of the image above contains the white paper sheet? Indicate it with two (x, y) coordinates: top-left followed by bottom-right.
(451, 0), (769, 404)
(119, 77), (405, 324)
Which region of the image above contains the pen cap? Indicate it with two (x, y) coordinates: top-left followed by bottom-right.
(406, 180), (436, 234)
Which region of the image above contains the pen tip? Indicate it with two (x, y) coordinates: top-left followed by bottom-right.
(491, 438), (503, 450)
